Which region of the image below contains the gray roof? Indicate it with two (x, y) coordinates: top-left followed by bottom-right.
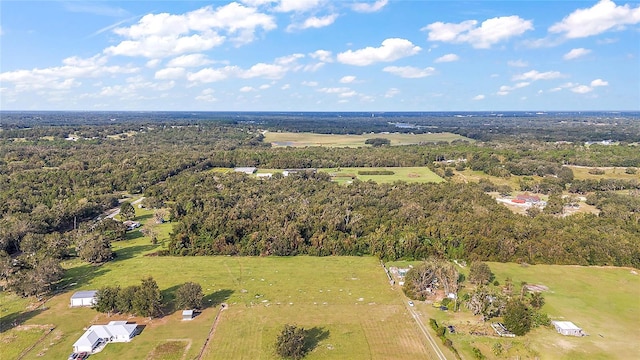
(182, 310), (194, 316)
(71, 290), (98, 299)
(234, 167), (257, 174)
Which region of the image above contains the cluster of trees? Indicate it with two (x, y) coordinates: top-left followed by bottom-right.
(1, 117), (639, 299)
(403, 258), (459, 300)
(94, 277), (163, 318)
(157, 172), (639, 267)
(275, 325), (308, 360)
(464, 264), (549, 336)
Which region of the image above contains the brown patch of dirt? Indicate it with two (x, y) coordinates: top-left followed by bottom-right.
(407, 173), (421, 178)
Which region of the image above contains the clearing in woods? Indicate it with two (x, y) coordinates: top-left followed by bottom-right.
(264, 131), (471, 147)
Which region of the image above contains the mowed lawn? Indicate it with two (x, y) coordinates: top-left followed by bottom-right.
(264, 131), (471, 147)
(1, 247), (433, 360)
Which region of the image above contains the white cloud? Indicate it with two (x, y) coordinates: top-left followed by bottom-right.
(318, 87), (350, 94)
(302, 81), (318, 86)
(549, 0), (640, 39)
(241, 63), (288, 79)
(187, 66), (237, 83)
(275, 53), (305, 66)
(281, 84), (291, 90)
(105, 3), (276, 58)
(240, 0), (275, 6)
(591, 78), (609, 87)
(240, 86), (256, 92)
(383, 66), (436, 78)
(259, 84), (271, 89)
(563, 48), (591, 60)
(154, 67), (186, 80)
(146, 59), (161, 68)
(385, 87), (400, 98)
(497, 82), (530, 95)
(424, 16), (533, 49)
(337, 38), (421, 66)
(434, 53), (459, 63)
(195, 88), (217, 102)
(473, 94), (485, 100)
(571, 85), (593, 93)
(512, 70), (564, 81)
(507, 59), (528, 67)
(276, 0), (324, 12)
(167, 54), (213, 67)
(0, 55), (138, 92)
(304, 63), (325, 72)
(309, 50), (333, 62)
(339, 90), (357, 98)
(351, 0), (388, 13)
(340, 75), (356, 83)
(288, 14), (338, 31)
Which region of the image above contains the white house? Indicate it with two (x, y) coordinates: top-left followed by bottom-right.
(552, 321), (585, 336)
(73, 321), (138, 353)
(70, 290), (98, 307)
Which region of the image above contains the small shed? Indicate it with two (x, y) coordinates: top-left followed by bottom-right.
(71, 290), (98, 307)
(552, 321), (585, 336)
(182, 310), (195, 321)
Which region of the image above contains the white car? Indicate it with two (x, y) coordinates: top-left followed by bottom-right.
(408, 301), (414, 307)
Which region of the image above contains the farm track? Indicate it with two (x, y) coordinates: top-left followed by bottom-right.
(406, 305), (448, 360)
(196, 304), (227, 360)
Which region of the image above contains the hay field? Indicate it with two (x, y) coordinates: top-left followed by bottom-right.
(567, 165), (640, 181)
(1, 249), (437, 359)
(322, 167), (444, 184)
(264, 131), (470, 147)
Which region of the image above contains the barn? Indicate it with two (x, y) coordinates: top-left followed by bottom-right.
(551, 321), (585, 336)
(70, 290), (98, 307)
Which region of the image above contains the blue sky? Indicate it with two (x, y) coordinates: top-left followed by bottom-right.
(1, 0), (639, 111)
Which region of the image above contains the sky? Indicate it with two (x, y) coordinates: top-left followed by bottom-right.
(1, 0), (639, 111)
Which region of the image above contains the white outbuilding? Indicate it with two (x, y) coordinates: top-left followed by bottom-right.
(551, 321), (585, 336)
(70, 290), (98, 307)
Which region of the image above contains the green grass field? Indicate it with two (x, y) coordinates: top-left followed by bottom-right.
(1, 218), (435, 360)
(1, 254), (435, 360)
(320, 167), (444, 184)
(567, 165), (640, 181)
(264, 131), (471, 147)
(3, 203), (638, 360)
(388, 260), (640, 360)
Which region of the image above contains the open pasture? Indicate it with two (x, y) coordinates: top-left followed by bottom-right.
(264, 131), (470, 147)
(567, 165), (640, 181)
(1, 248), (435, 360)
(321, 167), (444, 184)
(388, 260), (640, 360)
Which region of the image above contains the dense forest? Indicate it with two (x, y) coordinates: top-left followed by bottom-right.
(1, 113), (639, 297)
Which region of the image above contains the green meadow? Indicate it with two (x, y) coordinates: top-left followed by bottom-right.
(389, 260), (640, 359)
(320, 167), (444, 184)
(3, 206), (638, 360)
(264, 131), (471, 148)
(1, 231), (436, 359)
